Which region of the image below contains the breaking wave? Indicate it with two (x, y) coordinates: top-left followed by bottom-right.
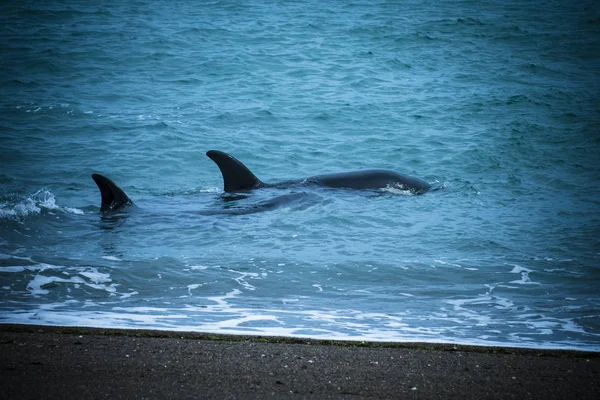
(0, 190), (83, 221)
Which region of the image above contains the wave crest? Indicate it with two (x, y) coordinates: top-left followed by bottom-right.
(0, 190), (83, 221)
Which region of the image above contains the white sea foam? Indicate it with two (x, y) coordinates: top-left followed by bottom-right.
(24, 266), (118, 296)
(0, 198), (40, 218)
(509, 271), (541, 285)
(0, 190), (84, 219)
(433, 259), (463, 268)
(2, 300), (597, 351)
(27, 275), (84, 295)
(120, 291), (139, 299)
(187, 283), (203, 295)
(0, 266), (27, 273)
(102, 256), (122, 261)
(381, 184), (416, 196)
(230, 270), (257, 291)
(79, 268), (111, 284)
(206, 289), (242, 307)
(508, 264), (534, 274)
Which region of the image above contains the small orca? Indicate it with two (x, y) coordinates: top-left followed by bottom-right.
(206, 150), (432, 194)
(91, 173), (313, 214)
(92, 174), (133, 212)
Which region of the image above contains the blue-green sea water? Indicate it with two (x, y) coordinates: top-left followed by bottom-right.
(1, 0), (599, 351)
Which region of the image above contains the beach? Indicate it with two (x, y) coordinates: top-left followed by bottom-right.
(1, 324), (598, 399)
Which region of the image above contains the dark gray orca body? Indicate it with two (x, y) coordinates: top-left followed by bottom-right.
(92, 174), (133, 212)
(206, 150), (432, 194)
(196, 192), (313, 216)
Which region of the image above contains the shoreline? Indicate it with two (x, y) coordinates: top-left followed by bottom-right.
(2, 323), (598, 399)
(1, 323), (597, 356)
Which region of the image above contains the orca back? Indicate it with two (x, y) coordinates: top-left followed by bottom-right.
(206, 150), (263, 192)
(92, 174), (133, 211)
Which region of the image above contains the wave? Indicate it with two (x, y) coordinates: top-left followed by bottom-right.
(0, 190), (83, 221)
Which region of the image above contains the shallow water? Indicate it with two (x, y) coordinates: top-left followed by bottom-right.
(1, 0), (599, 350)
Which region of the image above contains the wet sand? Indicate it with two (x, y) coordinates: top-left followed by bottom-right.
(1, 324), (598, 399)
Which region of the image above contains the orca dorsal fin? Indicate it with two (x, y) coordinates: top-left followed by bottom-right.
(92, 174), (133, 211)
(206, 150), (263, 192)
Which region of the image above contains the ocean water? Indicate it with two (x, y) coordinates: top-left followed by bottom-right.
(1, 0), (599, 351)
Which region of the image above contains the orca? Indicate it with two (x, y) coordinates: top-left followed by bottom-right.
(206, 150), (432, 194)
(91, 173), (313, 214)
(92, 174), (133, 212)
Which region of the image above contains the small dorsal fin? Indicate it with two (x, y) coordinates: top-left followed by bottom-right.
(206, 150), (263, 192)
(92, 174), (133, 211)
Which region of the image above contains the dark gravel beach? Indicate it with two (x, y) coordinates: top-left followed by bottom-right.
(1, 324), (598, 399)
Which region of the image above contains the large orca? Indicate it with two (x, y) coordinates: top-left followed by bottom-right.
(206, 150), (432, 194)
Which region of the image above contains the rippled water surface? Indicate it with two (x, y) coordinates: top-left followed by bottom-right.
(1, 0), (599, 350)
